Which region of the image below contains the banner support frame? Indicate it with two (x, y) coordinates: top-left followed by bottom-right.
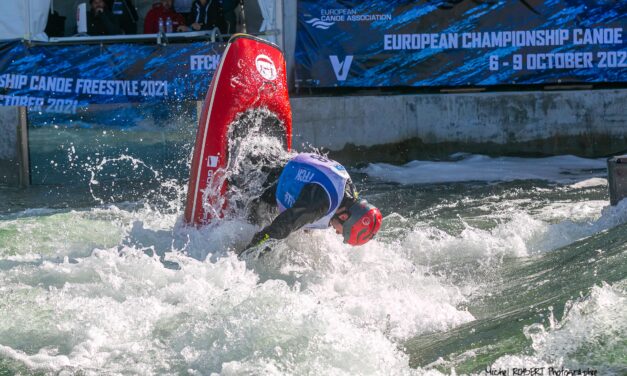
(17, 106), (30, 188)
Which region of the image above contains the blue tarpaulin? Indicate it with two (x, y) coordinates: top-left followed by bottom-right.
(0, 40), (225, 114)
(295, 0), (627, 88)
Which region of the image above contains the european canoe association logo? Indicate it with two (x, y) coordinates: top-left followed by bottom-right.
(305, 9), (392, 30)
(305, 18), (335, 30)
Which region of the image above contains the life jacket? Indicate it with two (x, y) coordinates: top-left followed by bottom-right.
(275, 153), (349, 229)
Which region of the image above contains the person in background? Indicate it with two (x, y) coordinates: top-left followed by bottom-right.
(106, 0), (139, 34)
(188, 0), (220, 32)
(173, 0), (194, 24)
(87, 0), (122, 36)
(45, 7), (66, 37)
(144, 0), (189, 33)
(219, 0), (240, 34)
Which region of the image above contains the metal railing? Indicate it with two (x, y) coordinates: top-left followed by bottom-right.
(43, 29), (226, 45)
(37, 29), (276, 46)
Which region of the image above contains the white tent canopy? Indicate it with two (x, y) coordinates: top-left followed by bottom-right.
(0, 0), (51, 41)
(258, 0), (274, 32)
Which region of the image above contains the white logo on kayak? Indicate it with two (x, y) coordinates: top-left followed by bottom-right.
(207, 155), (219, 168)
(330, 55), (353, 81)
(255, 54), (277, 81)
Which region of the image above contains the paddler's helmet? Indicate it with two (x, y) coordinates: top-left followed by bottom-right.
(341, 200), (382, 246)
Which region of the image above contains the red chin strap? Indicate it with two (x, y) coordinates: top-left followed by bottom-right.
(341, 200), (382, 246)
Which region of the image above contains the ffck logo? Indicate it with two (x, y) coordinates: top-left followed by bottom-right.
(190, 55), (220, 71)
(329, 55), (353, 81)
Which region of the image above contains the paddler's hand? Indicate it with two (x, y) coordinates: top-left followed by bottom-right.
(247, 232), (271, 250)
(237, 245), (272, 260)
(237, 232), (270, 258)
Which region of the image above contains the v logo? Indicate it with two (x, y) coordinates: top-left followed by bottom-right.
(329, 55), (353, 81)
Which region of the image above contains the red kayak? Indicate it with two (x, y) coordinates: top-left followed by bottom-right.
(184, 34), (292, 226)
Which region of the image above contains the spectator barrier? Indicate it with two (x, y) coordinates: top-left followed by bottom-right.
(0, 38), (226, 115)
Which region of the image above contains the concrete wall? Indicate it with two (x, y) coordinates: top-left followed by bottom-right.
(281, 0), (297, 87)
(0, 107), (18, 185)
(291, 89), (627, 159)
(4, 90), (627, 186)
(0, 107), (17, 160)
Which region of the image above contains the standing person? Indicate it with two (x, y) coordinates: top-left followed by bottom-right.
(219, 0), (240, 34)
(87, 0), (122, 36)
(188, 0), (220, 32)
(241, 153), (382, 255)
(173, 0), (194, 23)
(144, 0), (189, 33)
(106, 0), (139, 34)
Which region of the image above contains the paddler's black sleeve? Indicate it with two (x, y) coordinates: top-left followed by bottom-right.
(249, 183), (330, 244)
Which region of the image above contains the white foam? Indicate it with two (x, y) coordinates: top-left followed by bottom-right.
(534, 200), (608, 223)
(0, 345), (71, 371)
(0, 209), (127, 259)
(1, 147), (623, 375)
(0, 204), (471, 375)
(362, 155), (607, 184)
(569, 177), (607, 189)
(490, 282), (627, 375)
(403, 198), (627, 263)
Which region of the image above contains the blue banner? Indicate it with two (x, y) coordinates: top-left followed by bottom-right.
(295, 0), (627, 88)
(0, 40), (225, 114)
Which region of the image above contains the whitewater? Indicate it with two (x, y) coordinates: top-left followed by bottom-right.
(0, 150), (626, 375)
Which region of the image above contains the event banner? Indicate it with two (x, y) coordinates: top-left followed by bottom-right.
(0, 40), (225, 114)
(295, 0), (627, 88)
